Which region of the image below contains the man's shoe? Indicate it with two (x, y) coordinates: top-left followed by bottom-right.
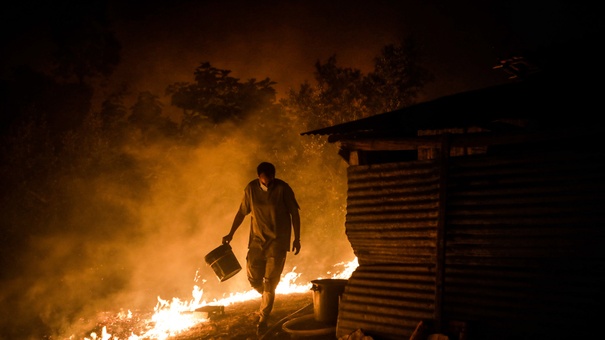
(256, 321), (268, 336)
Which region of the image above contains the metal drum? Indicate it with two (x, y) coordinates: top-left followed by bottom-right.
(310, 279), (348, 324)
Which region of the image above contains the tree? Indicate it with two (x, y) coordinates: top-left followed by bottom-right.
(281, 56), (370, 131)
(315, 56), (368, 124)
(128, 91), (178, 141)
(283, 36), (434, 131)
(99, 88), (128, 131)
(166, 62), (277, 140)
(365, 36), (434, 113)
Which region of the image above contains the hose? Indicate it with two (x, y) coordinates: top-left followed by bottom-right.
(282, 314), (336, 337)
(259, 302), (313, 339)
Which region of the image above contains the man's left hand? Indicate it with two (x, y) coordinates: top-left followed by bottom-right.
(292, 240), (301, 255)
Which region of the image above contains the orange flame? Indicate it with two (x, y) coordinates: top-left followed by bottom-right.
(83, 258), (358, 340)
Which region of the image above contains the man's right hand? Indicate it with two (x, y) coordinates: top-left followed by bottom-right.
(292, 239), (301, 255)
(222, 234), (233, 245)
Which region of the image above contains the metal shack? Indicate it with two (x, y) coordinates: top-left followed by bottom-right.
(301, 70), (605, 339)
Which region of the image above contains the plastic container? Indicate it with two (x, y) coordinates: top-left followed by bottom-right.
(204, 243), (242, 282)
(310, 279), (348, 324)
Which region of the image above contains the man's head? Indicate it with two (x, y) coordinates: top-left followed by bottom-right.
(257, 162), (276, 188)
(257, 162), (276, 177)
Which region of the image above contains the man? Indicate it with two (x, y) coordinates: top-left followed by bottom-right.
(222, 162), (301, 336)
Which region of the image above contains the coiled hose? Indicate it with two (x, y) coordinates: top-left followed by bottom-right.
(259, 302), (313, 339)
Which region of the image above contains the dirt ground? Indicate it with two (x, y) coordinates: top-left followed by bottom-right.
(169, 291), (337, 340)
(76, 291), (343, 340)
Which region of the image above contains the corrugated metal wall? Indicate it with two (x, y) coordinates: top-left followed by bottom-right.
(338, 161), (441, 338)
(444, 150), (605, 339)
(336, 150), (605, 339)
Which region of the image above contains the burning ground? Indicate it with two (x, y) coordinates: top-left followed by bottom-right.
(83, 293), (314, 340)
(68, 259), (358, 340)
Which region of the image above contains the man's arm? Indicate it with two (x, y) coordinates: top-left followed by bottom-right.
(291, 209), (301, 255)
(223, 210), (246, 244)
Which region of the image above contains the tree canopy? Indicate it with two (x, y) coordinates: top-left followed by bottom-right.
(167, 62), (277, 129)
(282, 36), (434, 131)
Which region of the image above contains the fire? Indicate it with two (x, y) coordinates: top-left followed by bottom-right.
(82, 258), (358, 340)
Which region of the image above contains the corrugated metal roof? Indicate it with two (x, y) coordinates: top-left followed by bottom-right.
(300, 72), (598, 142)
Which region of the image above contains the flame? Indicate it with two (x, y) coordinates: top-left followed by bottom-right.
(81, 257), (358, 340)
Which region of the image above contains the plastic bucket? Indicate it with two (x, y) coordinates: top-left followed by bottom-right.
(310, 279), (348, 324)
(204, 244), (242, 282)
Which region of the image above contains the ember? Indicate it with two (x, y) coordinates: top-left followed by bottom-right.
(79, 258), (358, 340)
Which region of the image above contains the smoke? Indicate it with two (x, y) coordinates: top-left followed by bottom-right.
(0, 100), (353, 339)
(2, 1), (601, 338)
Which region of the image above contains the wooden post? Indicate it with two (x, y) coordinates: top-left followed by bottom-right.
(434, 133), (450, 332)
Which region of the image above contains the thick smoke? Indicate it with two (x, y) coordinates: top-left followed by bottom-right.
(0, 103), (353, 339)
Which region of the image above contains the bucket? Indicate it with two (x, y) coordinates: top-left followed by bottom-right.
(204, 243), (242, 282)
(310, 279), (348, 324)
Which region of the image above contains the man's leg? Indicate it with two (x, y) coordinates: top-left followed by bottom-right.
(246, 248), (265, 294)
(258, 253), (287, 324)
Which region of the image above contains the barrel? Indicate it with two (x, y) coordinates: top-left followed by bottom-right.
(204, 244), (242, 282)
(310, 279), (348, 324)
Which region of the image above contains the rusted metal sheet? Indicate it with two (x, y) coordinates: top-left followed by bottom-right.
(346, 161), (441, 265)
(338, 161), (440, 338)
(336, 151), (605, 339)
(337, 264), (436, 339)
(442, 151), (605, 339)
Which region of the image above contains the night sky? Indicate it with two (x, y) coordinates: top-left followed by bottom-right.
(5, 0), (599, 115)
(1, 1), (601, 339)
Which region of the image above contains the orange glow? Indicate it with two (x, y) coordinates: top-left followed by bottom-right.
(83, 258), (358, 340)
